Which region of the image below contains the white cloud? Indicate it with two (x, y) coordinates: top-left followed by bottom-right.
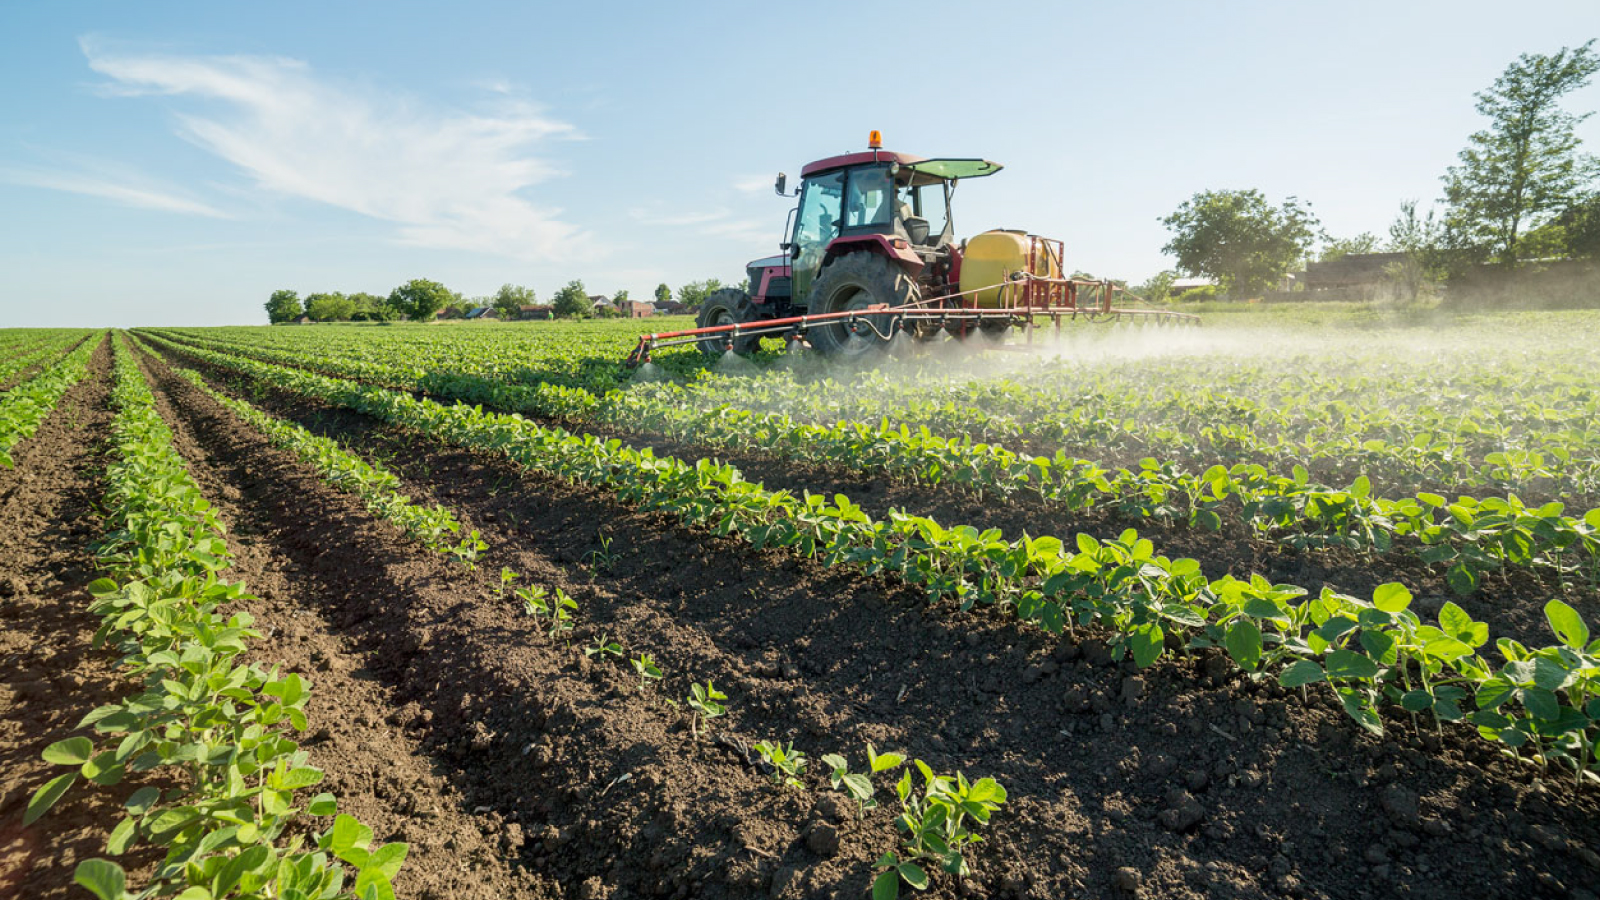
(0, 159), (229, 218)
(80, 39), (589, 261)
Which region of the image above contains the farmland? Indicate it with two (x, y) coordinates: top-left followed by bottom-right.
(3, 311), (1598, 900)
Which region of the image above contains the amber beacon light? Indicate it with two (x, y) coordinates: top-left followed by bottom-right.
(867, 130), (882, 149)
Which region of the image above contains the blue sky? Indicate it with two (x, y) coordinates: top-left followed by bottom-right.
(1, 1), (1597, 327)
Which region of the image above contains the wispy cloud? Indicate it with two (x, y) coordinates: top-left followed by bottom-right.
(79, 38), (589, 260)
(0, 159), (230, 217)
(732, 175), (775, 195)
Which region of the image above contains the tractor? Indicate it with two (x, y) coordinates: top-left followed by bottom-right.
(624, 133), (1195, 366)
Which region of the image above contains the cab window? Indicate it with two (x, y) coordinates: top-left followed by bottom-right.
(844, 166), (893, 228)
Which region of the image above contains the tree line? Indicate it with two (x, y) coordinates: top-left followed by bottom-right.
(267, 277), (741, 323)
(1149, 41), (1600, 301)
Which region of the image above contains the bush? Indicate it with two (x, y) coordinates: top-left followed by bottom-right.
(1175, 285), (1222, 303)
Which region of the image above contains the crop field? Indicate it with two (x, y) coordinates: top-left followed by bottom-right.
(3, 310), (1598, 900)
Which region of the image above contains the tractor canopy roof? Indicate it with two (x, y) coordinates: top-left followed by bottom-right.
(800, 150), (1002, 183)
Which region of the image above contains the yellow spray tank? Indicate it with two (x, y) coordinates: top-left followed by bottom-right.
(958, 230), (1062, 307)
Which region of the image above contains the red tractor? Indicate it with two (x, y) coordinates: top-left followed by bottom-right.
(625, 133), (1194, 365)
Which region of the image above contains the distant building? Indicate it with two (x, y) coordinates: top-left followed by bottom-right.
(464, 306), (498, 319)
(653, 301), (688, 315)
(623, 300), (655, 318)
(1169, 276), (1217, 294)
(519, 305), (553, 320)
(1277, 252), (1407, 302)
(588, 294), (611, 311)
(293, 315), (312, 324)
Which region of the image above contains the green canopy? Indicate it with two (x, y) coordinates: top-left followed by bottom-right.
(905, 158), (1003, 181)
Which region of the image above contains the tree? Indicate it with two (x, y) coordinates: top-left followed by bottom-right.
(494, 283), (535, 319)
(388, 278), (454, 321)
(551, 280), (591, 319)
(348, 291), (400, 322)
(1320, 233), (1379, 262)
(305, 292), (356, 322)
(1441, 41), (1600, 266)
(613, 289), (630, 306)
(266, 289), (302, 324)
(1385, 200), (1447, 300)
(654, 283), (672, 305)
(1555, 191), (1600, 258)
(1132, 270), (1177, 303)
(1160, 190), (1319, 298)
(676, 278), (725, 310)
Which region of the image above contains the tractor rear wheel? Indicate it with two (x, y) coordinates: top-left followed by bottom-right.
(696, 289), (759, 357)
(805, 253), (918, 359)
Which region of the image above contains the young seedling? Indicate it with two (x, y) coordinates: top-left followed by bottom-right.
(584, 531), (619, 577)
(585, 632), (623, 661)
(752, 740), (807, 788)
(822, 743), (905, 819)
(685, 680), (727, 737)
(498, 567), (521, 597)
(631, 652), (663, 690)
(872, 851), (930, 900)
(516, 584), (549, 619)
(549, 588), (578, 638)
(890, 761), (1007, 884)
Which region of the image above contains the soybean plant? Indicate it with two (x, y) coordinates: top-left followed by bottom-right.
(686, 680), (727, 737)
(752, 740), (807, 788)
(631, 652), (663, 690)
(821, 743), (905, 819)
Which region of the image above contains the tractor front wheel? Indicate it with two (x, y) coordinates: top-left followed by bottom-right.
(695, 289), (760, 357)
(805, 253), (918, 359)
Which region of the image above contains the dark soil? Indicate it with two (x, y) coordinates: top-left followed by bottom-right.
(0, 336), (159, 899)
(142, 340), (1600, 900)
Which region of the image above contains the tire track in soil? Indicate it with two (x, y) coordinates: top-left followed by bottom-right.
(0, 336), (159, 900)
(149, 342), (1600, 900)
(142, 331), (1594, 652)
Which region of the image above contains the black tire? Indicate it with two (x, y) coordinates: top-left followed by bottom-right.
(804, 253), (919, 358)
(695, 289), (759, 357)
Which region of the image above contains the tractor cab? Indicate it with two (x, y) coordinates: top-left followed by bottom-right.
(778, 147), (1002, 305)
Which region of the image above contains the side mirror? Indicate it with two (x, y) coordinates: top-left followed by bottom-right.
(786, 242), (801, 259)
(774, 173), (787, 196)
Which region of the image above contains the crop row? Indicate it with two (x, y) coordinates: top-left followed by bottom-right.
(0, 333), (102, 468)
(27, 336), (406, 900)
(141, 333), (1600, 785)
(0, 330), (86, 386)
(145, 330), (1600, 595)
(148, 320), (1600, 499)
(143, 345), (1010, 898)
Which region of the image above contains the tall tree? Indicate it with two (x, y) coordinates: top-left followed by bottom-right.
(551, 280), (591, 319)
(654, 283), (672, 305)
(1442, 41), (1600, 266)
(675, 278), (725, 310)
(265, 289), (302, 324)
(1159, 190), (1319, 298)
(494, 283), (535, 319)
(388, 278), (454, 322)
(1386, 200), (1447, 300)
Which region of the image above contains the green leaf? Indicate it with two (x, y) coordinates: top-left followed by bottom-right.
(1224, 619), (1262, 672)
(106, 817), (137, 856)
(898, 861), (930, 891)
(1326, 648), (1379, 681)
(308, 792), (338, 816)
(1278, 659), (1325, 687)
(25, 772), (78, 825)
(1446, 564), (1478, 596)
(74, 859), (126, 900)
(1372, 583), (1412, 613)
(1544, 599), (1589, 650)
(1129, 623), (1164, 668)
(872, 869), (901, 900)
(42, 737), (94, 766)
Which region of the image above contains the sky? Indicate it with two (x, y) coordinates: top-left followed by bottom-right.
(1, 1), (1597, 327)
